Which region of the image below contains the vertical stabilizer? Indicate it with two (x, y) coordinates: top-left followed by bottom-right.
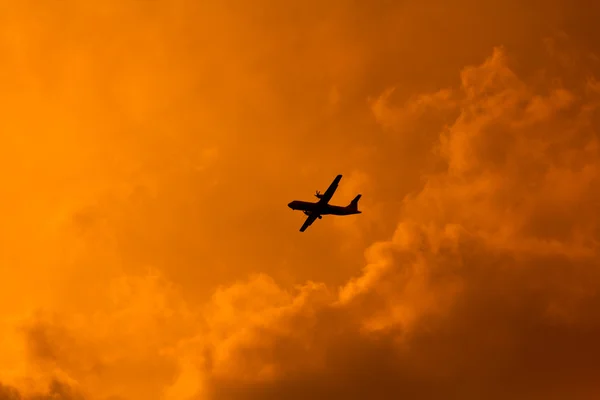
(348, 194), (362, 211)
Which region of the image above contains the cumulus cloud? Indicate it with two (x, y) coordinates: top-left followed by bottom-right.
(0, 380), (84, 400)
(0, 272), (197, 400)
(197, 46), (600, 399)
(3, 43), (600, 400)
(2, 1), (600, 399)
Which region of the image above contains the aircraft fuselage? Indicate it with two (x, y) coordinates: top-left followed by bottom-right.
(288, 174), (362, 232)
(287, 200), (361, 216)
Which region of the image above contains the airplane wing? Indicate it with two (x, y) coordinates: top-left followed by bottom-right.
(299, 213), (319, 232)
(318, 174), (342, 204)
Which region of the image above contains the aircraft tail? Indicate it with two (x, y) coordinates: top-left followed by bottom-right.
(347, 194), (362, 212)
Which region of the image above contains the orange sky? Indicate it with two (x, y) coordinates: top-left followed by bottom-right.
(1, 1), (600, 399)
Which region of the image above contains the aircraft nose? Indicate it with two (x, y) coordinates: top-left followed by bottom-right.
(287, 202), (294, 209)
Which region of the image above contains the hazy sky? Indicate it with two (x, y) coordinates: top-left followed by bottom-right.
(1, 1), (600, 399)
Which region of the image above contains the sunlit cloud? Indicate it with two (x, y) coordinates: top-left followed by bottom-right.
(1, 2), (599, 400)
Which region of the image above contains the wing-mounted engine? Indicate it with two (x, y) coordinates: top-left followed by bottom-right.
(314, 190), (324, 199)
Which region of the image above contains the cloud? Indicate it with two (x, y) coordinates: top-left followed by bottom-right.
(369, 87), (456, 133)
(0, 380), (84, 400)
(3, 43), (600, 400)
(2, 1), (600, 398)
(197, 46), (600, 399)
(0, 272), (198, 400)
(3, 42), (600, 400)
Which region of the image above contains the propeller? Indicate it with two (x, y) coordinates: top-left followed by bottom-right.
(315, 190), (323, 199)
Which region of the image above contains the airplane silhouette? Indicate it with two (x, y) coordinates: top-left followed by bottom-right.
(287, 174), (362, 232)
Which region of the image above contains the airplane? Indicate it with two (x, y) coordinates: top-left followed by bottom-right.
(287, 174), (362, 232)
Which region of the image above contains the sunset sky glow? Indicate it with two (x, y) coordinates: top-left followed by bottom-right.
(1, 1), (600, 399)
